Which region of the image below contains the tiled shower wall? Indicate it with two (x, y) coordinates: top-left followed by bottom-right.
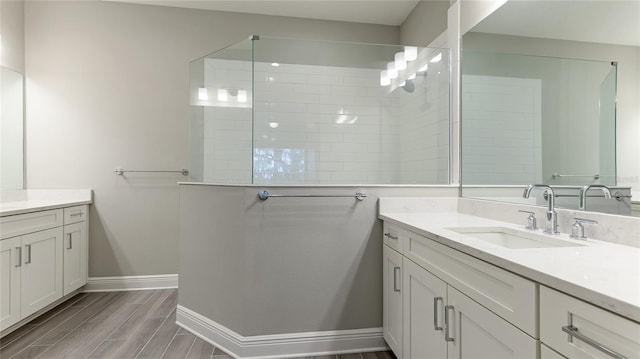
(200, 58), (449, 184)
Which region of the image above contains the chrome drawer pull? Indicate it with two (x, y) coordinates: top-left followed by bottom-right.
(15, 247), (22, 268)
(393, 266), (401, 292)
(70, 212), (83, 217)
(67, 233), (73, 250)
(444, 305), (455, 342)
(25, 245), (32, 264)
(433, 297), (443, 331)
(384, 232), (398, 240)
(562, 325), (627, 359)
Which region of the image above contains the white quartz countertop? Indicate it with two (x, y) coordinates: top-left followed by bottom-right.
(379, 211), (640, 323)
(0, 190), (93, 217)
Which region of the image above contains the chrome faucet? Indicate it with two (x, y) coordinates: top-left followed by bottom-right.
(579, 184), (612, 211)
(523, 184), (559, 234)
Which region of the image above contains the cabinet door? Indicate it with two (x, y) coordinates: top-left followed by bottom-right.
(403, 258), (448, 359)
(63, 222), (87, 295)
(541, 344), (567, 359)
(0, 236), (22, 330)
(383, 245), (403, 357)
(447, 287), (537, 359)
(21, 227), (63, 318)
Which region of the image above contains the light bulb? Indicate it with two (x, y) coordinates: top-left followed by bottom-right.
(404, 46), (418, 61)
(380, 70), (391, 86)
(394, 52), (407, 71)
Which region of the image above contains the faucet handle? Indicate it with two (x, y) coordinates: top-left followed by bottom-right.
(518, 210), (538, 230)
(570, 218), (598, 240)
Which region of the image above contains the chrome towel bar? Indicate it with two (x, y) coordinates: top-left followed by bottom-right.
(113, 168), (189, 176)
(257, 189), (366, 201)
(552, 173), (600, 180)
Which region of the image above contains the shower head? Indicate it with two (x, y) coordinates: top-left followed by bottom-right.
(401, 79), (415, 93)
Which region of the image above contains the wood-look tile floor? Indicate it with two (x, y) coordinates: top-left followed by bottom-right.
(0, 290), (395, 359)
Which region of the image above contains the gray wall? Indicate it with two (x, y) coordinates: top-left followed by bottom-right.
(24, 0), (400, 277)
(179, 185), (458, 335)
(0, 0), (25, 73)
(400, 0), (449, 46)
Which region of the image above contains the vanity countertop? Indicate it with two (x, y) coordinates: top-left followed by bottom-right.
(379, 210), (640, 323)
(0, 189), (93, 217)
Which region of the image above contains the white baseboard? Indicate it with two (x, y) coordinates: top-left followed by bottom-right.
(176, 305), (387, 359)
(83, 274), (178, 292)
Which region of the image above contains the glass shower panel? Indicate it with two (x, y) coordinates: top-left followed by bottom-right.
(251, 37), (450, 184)
(189, 39), (254, 184)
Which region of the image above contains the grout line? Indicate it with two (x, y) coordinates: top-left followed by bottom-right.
(158, 319), (179, 359)
(133, 309), (174, 359)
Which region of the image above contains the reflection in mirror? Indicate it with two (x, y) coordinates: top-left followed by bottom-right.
(460, 0), (639, 217)
(1, 66), (25, 190)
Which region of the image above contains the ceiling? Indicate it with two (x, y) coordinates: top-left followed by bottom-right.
(108, 0), (421, 26)
(472, 0), (640, 47)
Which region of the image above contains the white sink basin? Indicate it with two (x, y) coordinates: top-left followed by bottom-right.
(446, 226), (586, 249)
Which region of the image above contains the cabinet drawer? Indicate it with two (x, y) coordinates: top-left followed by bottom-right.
(63, 206), (88, 225)
(382, 222), (404, 253)
(540, 286), (640, 359)
(1, 209), (63, 240)
(404, 230), (537, 337)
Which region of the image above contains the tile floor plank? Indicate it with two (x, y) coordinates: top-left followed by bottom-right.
(110, 316), (166, 359)
(186, 337), (215, 359)
(32, 292), (123, 346)
(107, 289), (172, 341)
(135, 310), (180, 359)
(85, 339), (126, 358)
(7, 345), (50, 359)
(161, 332), (196, 359)
(149, 290), (178, 318)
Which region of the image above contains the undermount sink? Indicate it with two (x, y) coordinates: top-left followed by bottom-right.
(446, 226), (586, 249)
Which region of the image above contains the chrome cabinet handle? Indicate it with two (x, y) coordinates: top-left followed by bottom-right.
(444, 305), (455, 342)
(562, 325), (626, 359)
(25, 245), (32, 264)
(67, 233), (73, 250)
(433, 297), (443, 331)
(384, 232), (398, 240)
(70, 212), (83, 217)
(393, 266), (401, 292)
(15, 247), (22, 268)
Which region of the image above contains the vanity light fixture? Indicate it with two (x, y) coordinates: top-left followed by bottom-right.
(430, 53), (442, 63)
(198, 87), (208, 100)
(387, 62), (398, 79)
(394, 52), (407, 71)
(217, 89), (228, 102)
(404, 46), (418, 61)
(237, 90), (248, 103)
(380, 70), (391, 86)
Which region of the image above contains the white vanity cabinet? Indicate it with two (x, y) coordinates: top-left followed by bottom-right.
(63, 206), (88, 295)
(383, 245), (404, 357)
(540, 286), (640, 359)
(383, 222), (538, 359)
(0, 205), (88, 334)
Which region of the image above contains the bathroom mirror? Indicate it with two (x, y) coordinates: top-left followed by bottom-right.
(0, 66), (25, 190)
(460, 0), (640, 216)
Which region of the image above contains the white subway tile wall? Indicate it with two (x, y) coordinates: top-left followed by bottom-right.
(200, 58), (449, 184)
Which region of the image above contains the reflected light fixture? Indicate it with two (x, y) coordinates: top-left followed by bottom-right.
(387, 62), (398, 79)
(418, 63), (428, 72)
(408, 73), (417, 80)
(198, 87), (208, 100)
(237, 90), (248, 103)
(269, 122), (279, 129)
(380, 70), (391, 86)
(404, 46), (418, 61)
(217, 89), (228, 102)
(394, 52), (407, 71)
(271, 62), (280, 67)
(430, 53), (442, 63)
